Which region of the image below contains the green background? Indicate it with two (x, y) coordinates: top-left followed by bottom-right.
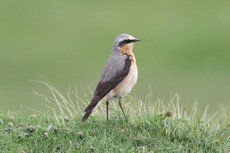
(0, 0), (229, 113)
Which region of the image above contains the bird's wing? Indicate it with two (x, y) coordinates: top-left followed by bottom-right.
(84, 54), (131, 112)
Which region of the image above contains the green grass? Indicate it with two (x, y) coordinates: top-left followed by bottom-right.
(0, 79), (229, 152)
(0, 112), (229, 152)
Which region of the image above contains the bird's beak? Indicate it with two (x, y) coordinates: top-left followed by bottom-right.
(133, 39), (141, 43)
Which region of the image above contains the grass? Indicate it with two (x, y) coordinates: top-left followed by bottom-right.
(0, 112), (229, 152)
(0, 79), (229, 152)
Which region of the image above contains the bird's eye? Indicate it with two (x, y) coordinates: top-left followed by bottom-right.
(118, 39), (133, 46)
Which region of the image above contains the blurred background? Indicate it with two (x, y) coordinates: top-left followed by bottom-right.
(0, 0), (229, 113)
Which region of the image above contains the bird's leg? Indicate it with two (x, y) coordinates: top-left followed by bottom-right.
(118, 97), (126, 120)
(106, 101), (109, 120)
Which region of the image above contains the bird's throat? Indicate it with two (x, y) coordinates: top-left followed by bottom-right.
(119, 45), (133, 55)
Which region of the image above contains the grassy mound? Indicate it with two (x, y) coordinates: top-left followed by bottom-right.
(0, 112), (229, 152)
(0, 78), (229, 152)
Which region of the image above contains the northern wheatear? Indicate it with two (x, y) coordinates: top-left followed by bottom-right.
(82, 34), (140, 122)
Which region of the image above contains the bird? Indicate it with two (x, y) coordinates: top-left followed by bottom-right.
(82, 34), (140, 122)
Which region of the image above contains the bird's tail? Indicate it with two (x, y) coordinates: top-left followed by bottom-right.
(82, 96), (100, 122)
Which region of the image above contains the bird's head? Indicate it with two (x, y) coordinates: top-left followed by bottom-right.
(113, 34), (141, 55)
